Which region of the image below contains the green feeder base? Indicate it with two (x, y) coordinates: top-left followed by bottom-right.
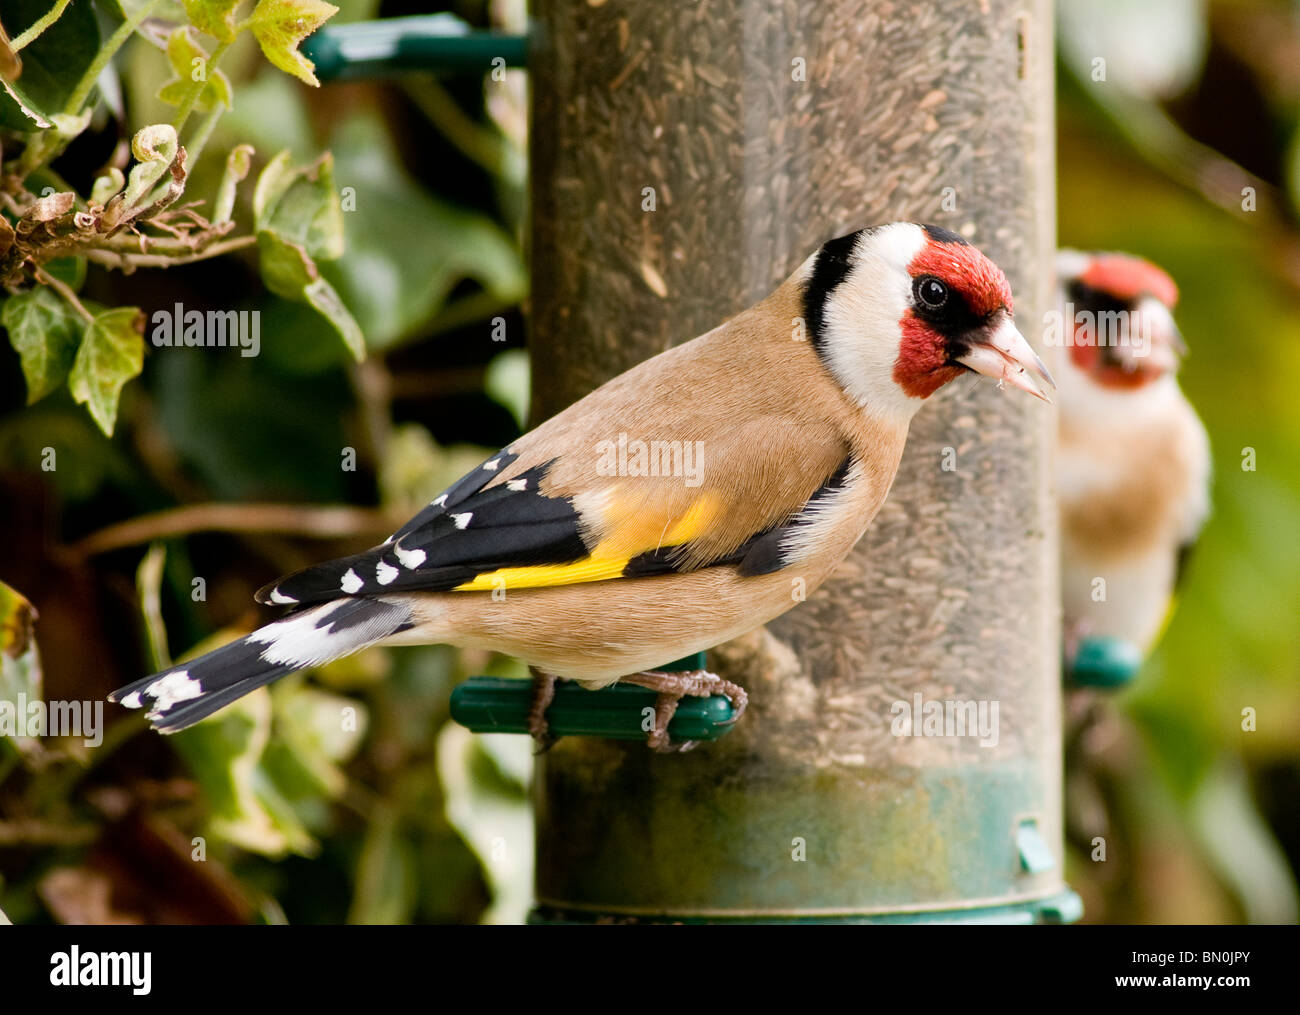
(303, 14), (529, 82)
(529, 889), (1084, 925)
(450, 653), (737, 743)
(1067, 636), (1143, 690)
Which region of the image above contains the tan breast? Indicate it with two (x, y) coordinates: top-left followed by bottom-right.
(1059, 395), (1206, 560)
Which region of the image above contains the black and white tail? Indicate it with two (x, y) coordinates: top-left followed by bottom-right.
(109, 598), (414, 733)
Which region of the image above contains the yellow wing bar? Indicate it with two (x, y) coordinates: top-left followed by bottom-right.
(452, 492), (722, 592)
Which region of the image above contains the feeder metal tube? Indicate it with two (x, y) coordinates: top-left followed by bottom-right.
(528, 0), (1061, 920)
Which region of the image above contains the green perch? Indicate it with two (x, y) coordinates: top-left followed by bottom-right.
(450, 652), (738, 742)
(1066, 635), (1143, 689)
(303, 14), (530, 82)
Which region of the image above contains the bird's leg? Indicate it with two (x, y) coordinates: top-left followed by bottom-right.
(527, 670), (560, 754)
(1063, 618), (1093, 670)
(621, 669), (748, 752)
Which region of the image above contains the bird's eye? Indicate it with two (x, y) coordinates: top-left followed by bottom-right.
(915, 276), (949, 311)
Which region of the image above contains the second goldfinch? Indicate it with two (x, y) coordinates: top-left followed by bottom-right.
(111, 222), (1053, 748)
(1055, 250), (1211, 667)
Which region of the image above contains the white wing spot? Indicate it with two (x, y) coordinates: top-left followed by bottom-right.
(394, 544), (426, 569)
(145, 670), (202, 714)
(452, 512), (473, 529)
(483, 458), (501, 471)
(268, 588), (299, 605)
(120, 692), (143, 710)
(506, 478), (527, 491)
(340, 568), (363, 593)
(376, 561), (398, 585)
(431, 494), (448, 508)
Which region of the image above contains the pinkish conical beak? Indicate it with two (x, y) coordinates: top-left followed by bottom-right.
(956, 315), (1056, 403)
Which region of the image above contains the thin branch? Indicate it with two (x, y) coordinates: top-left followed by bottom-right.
(185, 103), (225, 168)
(349, 358), (394, 469)
(1069, 66), (1300, 292)
(99, 228), (243, 255)
(11, 0), (72, 51)
(83, 233), (257, 271)
(171, 40), (231, 136)
(1092, 85), (1280, 222)
(33, 265), (93, 323)
(71, 503), (400, 558)
(0, 818), (100, 846)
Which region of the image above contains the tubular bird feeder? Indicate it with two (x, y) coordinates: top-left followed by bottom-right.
(526, 0), (1077, 923)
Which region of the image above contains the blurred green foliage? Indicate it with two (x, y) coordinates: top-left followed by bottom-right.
(0, 0), (533, 925)
(1057, 0), (1300, 924)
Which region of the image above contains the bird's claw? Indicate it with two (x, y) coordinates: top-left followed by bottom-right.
(625, 669), (748, 751)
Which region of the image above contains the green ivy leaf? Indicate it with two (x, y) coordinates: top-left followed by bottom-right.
(485, 348), (530, 429)
(68, 307), (145, 436)
(257, 232), (363, 360)
(256, 152), (344, 260)
(253, 151), (358, 359)
(324, 116), (526, 350)
(349, 801), (417, 924)
(183, 0), (244, 43)
(0, 0), (98, 128)
(247, 0), (339, 87)
(252, 150), (293, 223)
(265, 681), (367, 801)
(0, 77), (52, 130)
(304, 276), (364, 360)
(2, 288), (84, 404)
(156, 27), (233, 111)
(171, 680), (316, 857)
(256, 228), (317, 296)
(43, 256), (88, 293)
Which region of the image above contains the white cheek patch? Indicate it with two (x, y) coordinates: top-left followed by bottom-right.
(817, 223), (927, 422)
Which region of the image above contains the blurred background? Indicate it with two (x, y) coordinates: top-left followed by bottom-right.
(0, 0), (1297, 924)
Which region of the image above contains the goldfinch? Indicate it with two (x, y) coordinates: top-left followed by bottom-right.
(1055, 250), (1210, 666)
(110, 222), (1054, 749)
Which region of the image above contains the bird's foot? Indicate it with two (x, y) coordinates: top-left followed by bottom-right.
(622, 669), (748, 752)
(527, 671), (560, 754)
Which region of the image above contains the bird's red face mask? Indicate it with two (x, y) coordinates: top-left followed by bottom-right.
(894, 227), (1055, 402)
(1066, 254), (1184, 389)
